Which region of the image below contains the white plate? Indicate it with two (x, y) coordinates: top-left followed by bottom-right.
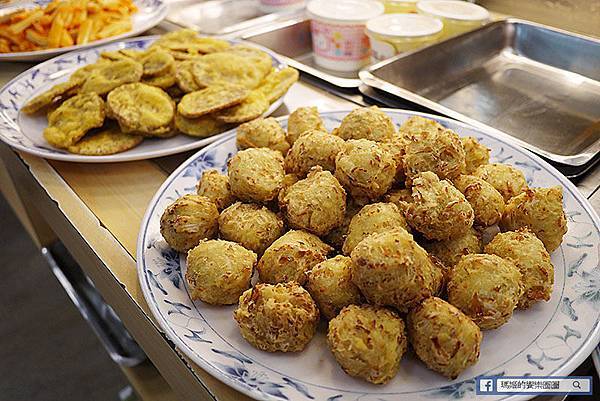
(0, 36), (288, 163)
(0, 0), (168, 62)
(137, 110), (600, 401)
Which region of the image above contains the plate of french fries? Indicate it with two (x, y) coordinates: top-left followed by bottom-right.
(0, 0), (167, 61)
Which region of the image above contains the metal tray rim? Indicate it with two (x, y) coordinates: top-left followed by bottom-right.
(360, 18), (600, 167)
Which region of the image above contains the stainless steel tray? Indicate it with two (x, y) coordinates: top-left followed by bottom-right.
(165, 0), (298, 35)
(360, 19), (600, 166)
(240, 16), (362, 88)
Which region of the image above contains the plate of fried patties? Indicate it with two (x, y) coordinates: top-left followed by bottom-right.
(137, 107), (600, 401)
(0, 29), (298, 162)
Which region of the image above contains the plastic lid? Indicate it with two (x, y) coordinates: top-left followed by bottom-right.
(367, 13), (443, 38)
(307, 0), (385, 23)
(417, 1), (489, 21)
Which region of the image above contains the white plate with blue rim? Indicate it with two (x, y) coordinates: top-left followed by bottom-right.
(0, 35), (288, 162)
(0, 0), (168, 62)
(137, 109), (600, 401)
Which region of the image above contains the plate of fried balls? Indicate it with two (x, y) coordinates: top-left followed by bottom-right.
(138, 107), (600, 401)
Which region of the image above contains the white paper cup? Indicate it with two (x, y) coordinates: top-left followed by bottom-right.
(307, 0), (384, 72)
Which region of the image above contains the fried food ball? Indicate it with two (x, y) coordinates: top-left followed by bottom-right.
(382, 188), (413, 214)
(228, 148), (285, 203)
(406, 172), (474, 241)
(453, 174), (505, 227)
(423, 227), (482, 268)
(407, 297), (482, 379)
(485, 230), (554, 309)
(324, 201), (362, 251)
(186, 240), (256, 305)
(351, 229), (443, 312)
(399, 115), (444, 137)
(403, 127), (466, 183)
(500, 187), (567, 252)
(236, 117), (290, 154)
(284, 129), (345, 175)
(328, 305), (407, 384)
(335, 139), (397, 203)
(342, 202), (409, 255)
(279, 168), (346, 236)
(218, 202), (285, 255)
(380, 135), (407, 184)
(160, 194), (219, 252)
(461, 136), (490, 174)
(258, 230), (332, 285)
(196, 169), (236, 211)
(305, 256), (363, 320)
(234, 282), (319, 352)
(447, 254), (523, 330)
(333, 106), (396, 142)
(286, 106), (326, 145)
(473, 163), (528, 202)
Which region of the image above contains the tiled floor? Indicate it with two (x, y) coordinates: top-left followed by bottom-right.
(0, 193), (129, 401)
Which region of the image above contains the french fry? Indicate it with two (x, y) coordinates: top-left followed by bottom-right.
(0, 0), (137, 53)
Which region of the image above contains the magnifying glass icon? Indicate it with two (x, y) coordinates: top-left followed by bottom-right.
(572, 380), (581, 390)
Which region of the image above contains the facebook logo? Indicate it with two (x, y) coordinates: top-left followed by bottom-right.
(478, 378), (495, 394)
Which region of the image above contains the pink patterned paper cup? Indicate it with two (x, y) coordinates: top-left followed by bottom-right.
(307, 0), (384, 72)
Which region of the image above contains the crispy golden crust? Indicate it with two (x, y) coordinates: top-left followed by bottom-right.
(399, 115), (444, 137)
(80, 58), (143, 96)
(453, 174), (505, 227)
(257, 230), (332, 285)
(140, 49), (175, 77)
(286, 106), (325, 145)
(186, 239), (256, 305)
(403, 127), (466, 184)
(234, 282), (319, 352)
(423, 227), (482, 268)
(215, 90), (269, 123)
(351, 229), (443, 312)
(500, 187), (567, 252)
(407, 297), (482, 379)
(255, 67), (299, 103)
(174, 112), (230, 138)
(380, 134), (408, 184)
(335, 139), (397, 203)
(141, 65), (177, 89)
(218, 202), (285, 255)
(107, 83), (175, 136)
(461, 136), (490, 174)
(406, 172), (474, 241)
(382, 188), (413, 214)
(284, 129), (345, 175)
(175, 60), (201, 93)
(228, 148), (285, 203)
(159, 194), (219, 252)
(279, 167), (346, 236)
(328, 305), (407, 384)
(236, 117), (290, 154)
(334, 106), (396, 142)
(22, 79), (82, 114)
(225, 45), (273, 77)
(485, 230), (554, 309)
(342, 202), (409, 255)
(43, 93), (105, 148)
(150, 29), (230, 58)
(473, 163), (528, 202)
(196, 169), (236, 210)
(192, 53), (266, 89)
(305, 256), (362, 320)
(67, 125), (143, 155)
(447, 254), (523, 330)
(178, 84), (249, 118)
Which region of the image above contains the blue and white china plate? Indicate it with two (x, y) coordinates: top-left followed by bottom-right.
(0, 36), (287, 162)
(137, 110), (600, 401)
(0, 0), (168, 62)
